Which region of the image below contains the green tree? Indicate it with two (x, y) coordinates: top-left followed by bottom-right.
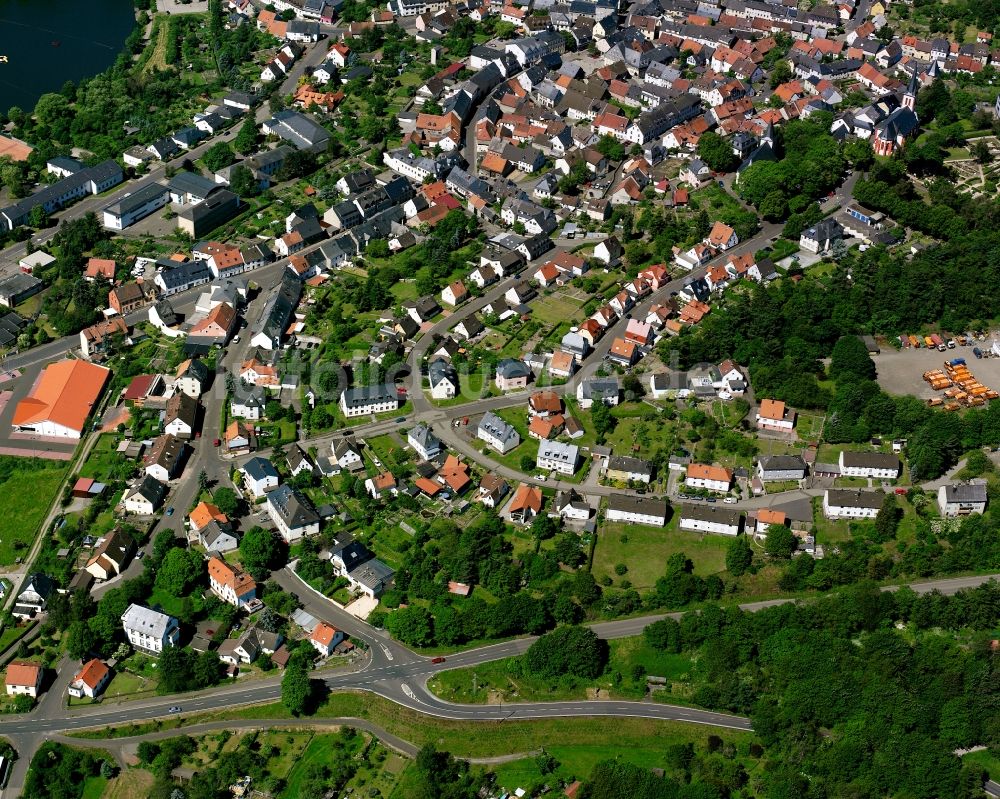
(696, 131), (739, 172)
(763, 524), (798, 559)
(726, 535), (753, 576)
(201, 141), (235, 172)
(524, 625), (607, 679)
(591, 401), (616, 443)
(239, 526), (280, 580)
(829, 336), (877, 382)
(281, 653), (313, 715)
(386, 606), (434, 647)
(213, 486), (239, 517)
(234, 117), (259, 154)
(872, 494), (901, 543)
(154, 547), (203, 596)
(229, 164), (260, 198)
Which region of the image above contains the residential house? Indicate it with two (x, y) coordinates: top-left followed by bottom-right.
(267, 484), (321, 542)
(554, 489), (591, 521)
(121, 604), (180, 654)
(678, 504), (743, 536)
(495, 358), (532, 391)
(606, 495), (668, 526)
(605, 456), (653, 484)
(685, 463), (733, 492)
(755, 399), (796, 432)
(310, 622), (345, 657)
(756, 455), (807, 482)
(207, 556), (258, 607)
(67, 659), (111, 699)
(5, 662), (43, 699)
(838, 451), (901, 479)
(11, 574), (55, 620)
(428, 359), (459, 400)
(330, 438), (364, 474)
(164, 392), (198, 440)
(478, 411), (521, 454)
(339, 384), (401, 418)
(508, 483), (543, 523)
(576, 377), (620, 408)
(84, 529), (135, 582)
(240, 456), (279, 498)
(121, 475), (167, 516)
(175, 358), (210, 398)
(408, 424), (441, 461)
(477, 473), (510, 508)
(537, 440), (579, 475)
(366, 471), (398, 500)
(328, 535), (395, 598)
(937, 481), (988, 516)
(441, 280), (469, 306)
(823, 488), (885, 519)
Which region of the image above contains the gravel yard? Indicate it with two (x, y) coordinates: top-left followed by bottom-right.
(873, 344), (1000, 399)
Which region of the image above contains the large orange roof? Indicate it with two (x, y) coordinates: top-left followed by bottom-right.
(5, 661), (41, 687)
(190, 501), (227, 530)
(73, 658), (109, 689)
(12, 360), (110, 433)
(687, 463), (733, 483)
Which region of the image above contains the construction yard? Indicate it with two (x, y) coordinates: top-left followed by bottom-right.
(873, 344), (1000, 401)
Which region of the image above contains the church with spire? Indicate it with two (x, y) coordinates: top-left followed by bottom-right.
(872, 73), (920, 157)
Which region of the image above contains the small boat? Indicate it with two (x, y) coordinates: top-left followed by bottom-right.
(0, 56), (7, 63)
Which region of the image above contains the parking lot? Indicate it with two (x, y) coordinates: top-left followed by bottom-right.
(874, 341), (1000, 400)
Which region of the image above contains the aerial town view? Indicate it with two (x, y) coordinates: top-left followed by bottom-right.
(0, 0), (999, 796)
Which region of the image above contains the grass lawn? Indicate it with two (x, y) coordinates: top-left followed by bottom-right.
(102, 769), (155, 799)
(963, 748), (1000, 780)
(592, 520), (728, 589)
(88, 692), (753, 764)
(533, 292), (587, 326)
(0, 465), (67, 566)
(428, 635), (694, 705)
(79, 434), (121, 481)
(80, 775), (107, 799)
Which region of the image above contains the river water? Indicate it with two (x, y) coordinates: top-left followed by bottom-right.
(0, 0), (135, 113)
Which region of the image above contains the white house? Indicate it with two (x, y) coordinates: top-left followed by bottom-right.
(477, 411), (520, 454)
(838, 451), (901, 479)
(408, 424), (441, 461)
(441, 280), (469, 306)
(207, 556), (258, 608)
(755, 399), (796, 432)
(339, 384), (400, 418)
(309, 621), (344, 657)
(330, 438), (364, 474)
(121, 604), (180, 654)
(537, 440), (579, 475)
(823, 488), (885, 519)
(121, 476), (167, 516)
(67, 659), (111, 699)
(266, 484), (320, 542)
(678, 505), (743, 536)
(5, 662), (43, 699)
(428, 359), (458, 400)
(240, 457), (280, 499)
(685, 463), (733, 493)
(937, 481), (988, 516)
(605, 495), (667, 526)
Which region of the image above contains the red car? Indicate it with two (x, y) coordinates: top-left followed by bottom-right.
(213, 438), (221, 447)
(431, 656), (446, 664)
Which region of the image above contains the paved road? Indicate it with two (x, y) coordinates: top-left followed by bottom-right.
(0, 562), (994, 798)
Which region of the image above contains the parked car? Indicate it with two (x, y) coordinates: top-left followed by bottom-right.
(723, 497), (737, 504)
(165, 507), (174, 516)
